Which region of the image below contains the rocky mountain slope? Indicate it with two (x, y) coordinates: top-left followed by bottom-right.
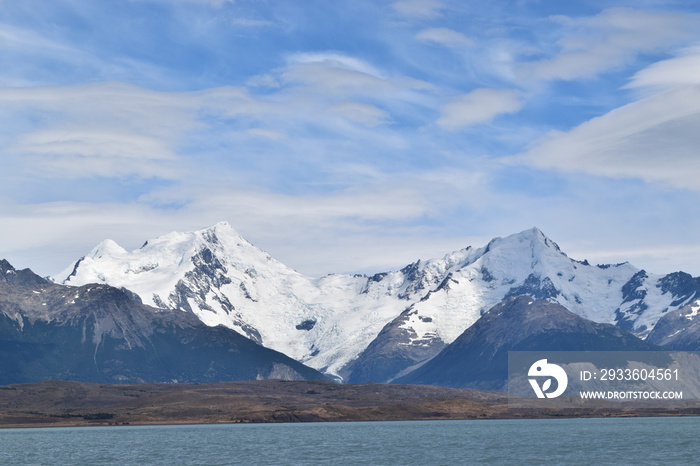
(393, 296), (658, 390)
(646, 300), (700, 350)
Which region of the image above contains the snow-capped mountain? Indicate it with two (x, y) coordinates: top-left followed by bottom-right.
(394, 296), (658, 390)
(58, 223), (700, 382)
(341, 229), (700, 382)
(58, 222), (434, 377)
(0, 259), (327, 384)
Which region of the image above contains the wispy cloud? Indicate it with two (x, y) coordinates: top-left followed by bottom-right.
(415, 27), (475, 49)
(230, 17), (274, 27)
(517, 85), (700, 191)
(516, 34), (700, 193)
(391, 0), (446, 19)
(626, 46), (700, 92)
(0, 83), (241, 180)
(286, 52), (386, 78)
(329, 101), (392, 127)
(15, 129), (178, 179)
(437, 89), (522, 129)
(521, 8), (700, 81)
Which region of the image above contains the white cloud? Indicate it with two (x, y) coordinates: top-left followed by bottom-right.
(245, 73), (281, 88)
(415, 27), (475, 49)
(329, 102), (391, 127)
(0, 54), (436, 194)
(0, 22), (171, 88)
(15, 129), (178, 179)
(522, 8), (700, 81)
(245, 128), (285, 140)
(281, 62), (387, 94)
(0, 23), (83, 58)
(286, 52), (386, 79)
(250, 53), (420, 98)
(517, 34), (700, 192)
(274, 52), (435, 121)
(391, 0), (445, 19)
(518, 85), (700, 191)
(277, 53), (402, 101)
(437, 89), (522, 129)
(0, 82), (264, 179)
(626, 47), (700, 92)
(230, 17), (273, 27)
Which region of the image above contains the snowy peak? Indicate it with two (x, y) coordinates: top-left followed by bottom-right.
(58, 222), (323, 361)
(178, 221), (251, 252)
(489, 227), (558, 248)
(479, 227), (568, 270)
(360, 228), (568, 308)
(59, 222), (296, 307)
(206, 220), (237, 233)
(89, 239), (128, 259)
(134, 221), (250, 263)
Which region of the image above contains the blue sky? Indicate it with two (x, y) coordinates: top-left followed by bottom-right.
(2, 0), (700, 277)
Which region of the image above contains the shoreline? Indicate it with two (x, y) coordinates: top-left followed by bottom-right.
(2, 379), (699, 429)
(3, 412), (700, 430)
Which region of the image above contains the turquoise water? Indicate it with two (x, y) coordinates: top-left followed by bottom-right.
(1, 417), (698, 465)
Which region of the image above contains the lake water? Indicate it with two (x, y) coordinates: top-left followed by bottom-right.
(1, 417), (699, 465)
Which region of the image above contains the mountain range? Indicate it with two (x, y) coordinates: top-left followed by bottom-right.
(38, 222), (699, 387)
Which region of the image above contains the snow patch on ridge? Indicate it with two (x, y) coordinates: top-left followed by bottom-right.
(686, 303), (700, 320)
